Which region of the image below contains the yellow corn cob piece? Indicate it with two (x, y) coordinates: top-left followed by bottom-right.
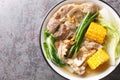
(85, 22), (107, 44)
(87, 49), (109, 70)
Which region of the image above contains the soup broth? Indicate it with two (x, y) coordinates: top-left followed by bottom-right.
(60, 61), (110, 77)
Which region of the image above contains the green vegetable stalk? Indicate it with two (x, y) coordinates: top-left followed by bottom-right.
(67, 11), (99, 58)
(43, 30), (66, 66)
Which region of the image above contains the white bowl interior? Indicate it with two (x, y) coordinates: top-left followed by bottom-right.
(40, 0), (120, 80)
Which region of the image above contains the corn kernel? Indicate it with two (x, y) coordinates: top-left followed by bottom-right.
(87, 49), (109, 70)
(85, 22), (107, 44)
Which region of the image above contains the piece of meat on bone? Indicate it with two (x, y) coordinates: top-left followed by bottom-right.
(82, 39), (103, 51)
(67, 7), (84, 23)
(54, 24), (69, 40)
(79, 2), (99, 14)
(67, 58), (87, 75)
(64, 21), (77, 30)
(65, 7), (84, 30)
(66, 49), (95, 75)
(47, 4), (76, 33)
(47, 18), (60, 33)
(66, 49), (90, 75)
(53, 4), (76, 19)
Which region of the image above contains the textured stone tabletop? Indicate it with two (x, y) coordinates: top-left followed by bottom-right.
(0, 0), (120, 80)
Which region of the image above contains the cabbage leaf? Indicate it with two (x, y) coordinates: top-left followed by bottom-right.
(97, 18), (120, 65)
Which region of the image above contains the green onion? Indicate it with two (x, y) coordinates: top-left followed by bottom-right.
(67, 11), (99, 58)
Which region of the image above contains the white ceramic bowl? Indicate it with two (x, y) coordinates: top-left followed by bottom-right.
(40, 0), (120, 80)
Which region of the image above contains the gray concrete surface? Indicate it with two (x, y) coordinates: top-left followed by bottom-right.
(0, 0), (120, 80)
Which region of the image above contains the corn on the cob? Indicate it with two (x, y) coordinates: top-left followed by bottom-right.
(85, 22), (107, 44)
(87, 49), (109, 70)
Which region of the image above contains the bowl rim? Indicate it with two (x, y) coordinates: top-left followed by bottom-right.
(39, 0), (120, 79)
